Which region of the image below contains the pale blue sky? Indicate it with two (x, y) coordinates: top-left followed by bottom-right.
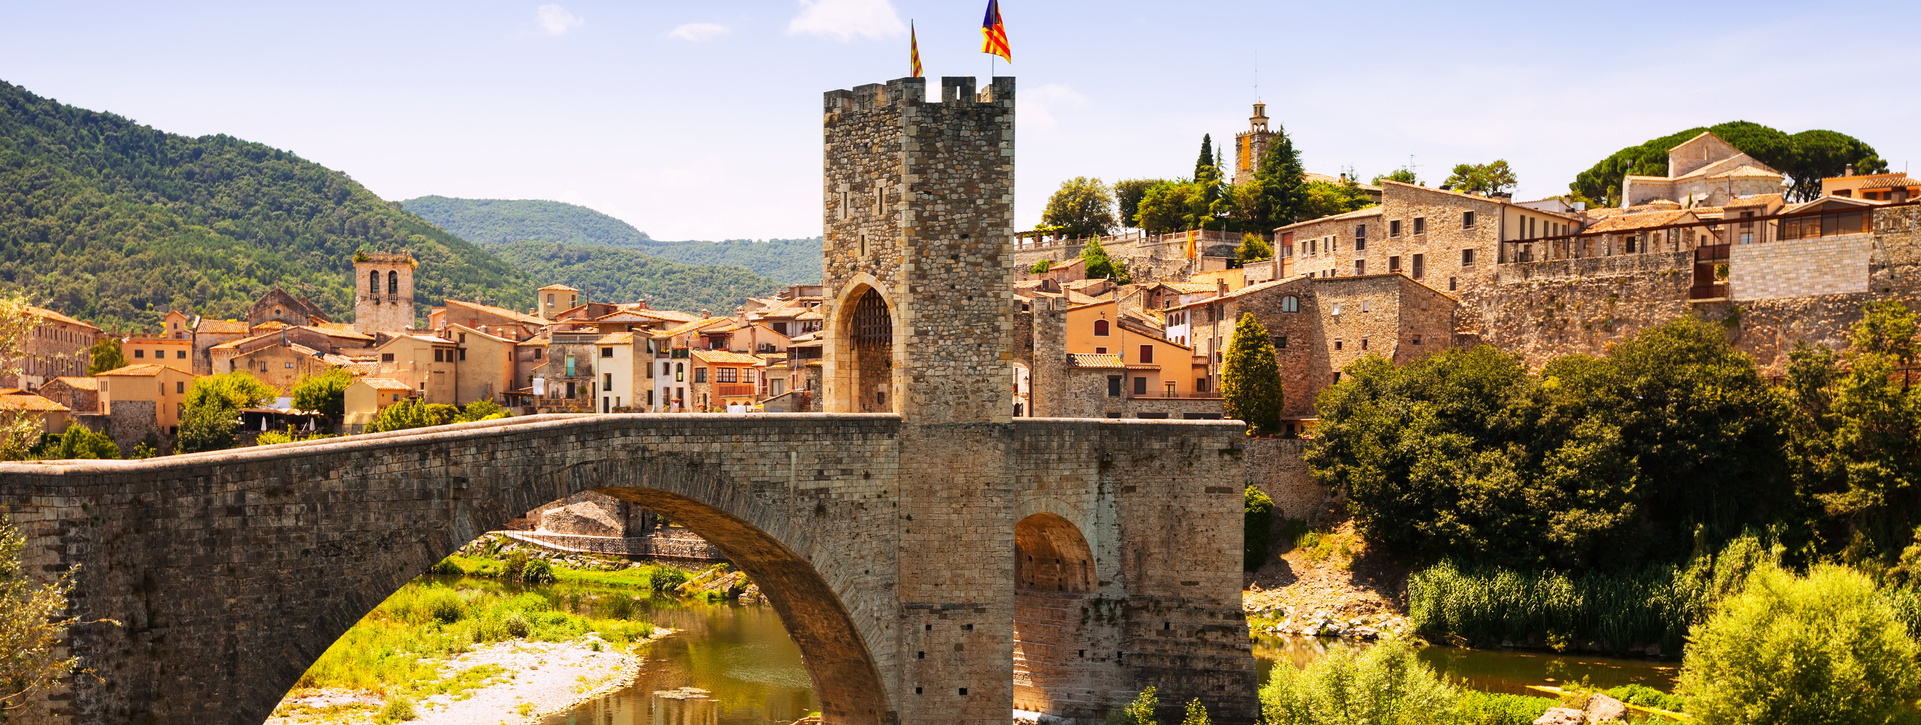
(2, 1), (1916, 240)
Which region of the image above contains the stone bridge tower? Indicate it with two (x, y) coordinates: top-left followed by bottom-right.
(822, 76), (1014, 422)
(820, 76), (1028, 723)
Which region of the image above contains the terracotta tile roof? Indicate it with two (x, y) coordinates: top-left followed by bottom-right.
(1706, 164), (1782, 179)
(95, 364), (170, 377)
(443, 298), (548, 326)
(27, 306), (98, 330)
(1857, 176), (1921, 189)
(252, 320), (292, 331)
(691, 349), (761, 366)
(1581, 210), (1699, 234)
(0, 393), (69, 412)
(1158, 282), (1218, 294)
(596, 332), (634, 345)
(1724, 193), (1783, 208)
(305, 322), (375, 340)
(195, 319), (251, 335)
(657, 317), (732, 338)
(355, 377), (412, 391)
(537, 283), (580, 292)
(50, 376), (99, 391)
(1276, 205), (1384, 231)
(1066, 353), (1124, 369)
(0, 388), (19, 396)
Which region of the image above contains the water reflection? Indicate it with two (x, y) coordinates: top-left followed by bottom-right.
(543, 600), (816, 725)
(1252, 632), (1679, 697)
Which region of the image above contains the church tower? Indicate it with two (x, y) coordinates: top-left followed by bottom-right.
(353, 252), (416, 334)
(1233, 101), (1274, 187)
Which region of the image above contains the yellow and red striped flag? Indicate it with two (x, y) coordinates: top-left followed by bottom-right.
(910, 21), (923, 77)
(980, 0), (1011, 63)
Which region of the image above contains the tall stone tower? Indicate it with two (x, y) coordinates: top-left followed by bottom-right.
(1232, 101), (1274, 187)
(821, 76), (1014, 423)
(353, 252), (416, 334)
(821, 75), (1020, 725)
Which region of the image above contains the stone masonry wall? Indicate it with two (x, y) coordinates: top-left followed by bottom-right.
(1481, 207), (1921, 371)
(1243, 438), (1328, 524)
(1730, 234), (1872, 301)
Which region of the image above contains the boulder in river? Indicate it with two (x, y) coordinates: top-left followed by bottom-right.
(1582, 693), (1627, 722)
(1533, 707), (1586, 725)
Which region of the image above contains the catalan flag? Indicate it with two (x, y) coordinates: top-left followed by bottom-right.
(980, 0), (1011, 63)
(910, 21), (923, 78)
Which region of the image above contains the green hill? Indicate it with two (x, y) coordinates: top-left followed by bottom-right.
(0, 80), (531, 332)
(403, 196), (823, 285)
(489, 242), (780, 314)
(1570, 121), (1886, 207)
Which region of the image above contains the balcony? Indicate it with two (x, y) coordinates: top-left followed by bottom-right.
(1128, 392), (1223, 401)
(716, 383), (757, 398)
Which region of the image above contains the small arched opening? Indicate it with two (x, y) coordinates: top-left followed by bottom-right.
(836, 286), (894, 413)
(1012, 512), (1102, 718)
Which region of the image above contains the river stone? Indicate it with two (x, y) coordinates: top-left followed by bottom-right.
(1584, 694), (1627, 722)
(1533, 707), (1586, 725)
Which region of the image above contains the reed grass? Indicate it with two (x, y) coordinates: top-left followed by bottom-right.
(1408, 533), (1773, 654)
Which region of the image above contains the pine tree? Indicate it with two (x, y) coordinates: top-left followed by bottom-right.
(1253, 124), (1307, 230)
(1222, 312), (1284, 436)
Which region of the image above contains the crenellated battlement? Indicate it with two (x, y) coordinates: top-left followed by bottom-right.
(823, 76), (1015, 115)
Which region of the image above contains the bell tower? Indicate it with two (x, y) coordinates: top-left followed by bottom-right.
(353, 252), (416, 334)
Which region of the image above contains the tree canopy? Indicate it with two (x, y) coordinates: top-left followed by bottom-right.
(1079, 238), (1131, 284)
(487, 241), (781, 314)
(85, 337), (125, 375)
(403, 196), (824, 286)
(291, 368), (353, 424)
(1372, 167), (1419, 186)
(1296, 180), (1375, 222)
(178, 372), (278, 453)
(1568, 121), (1887, 205)
(1308, 318), (1792, 569)
(1039, 177), (1118, 239)
(0, 80), (531, 333)
(1441, 161), (1517, 196)
(1249, 124), (1308, 231)
(1113, 179), (1164, 229)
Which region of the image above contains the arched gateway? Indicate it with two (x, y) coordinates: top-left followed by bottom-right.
(0, 75), (1257, 725)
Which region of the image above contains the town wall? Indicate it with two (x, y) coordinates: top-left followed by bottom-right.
(1481, 206), (1921, 371)
(1730, 234), (1872, 300)
(1242, 438), (1328, 524)
(1010, 233), (1240, 286)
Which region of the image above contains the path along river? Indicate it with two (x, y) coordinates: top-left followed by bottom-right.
(534, 591), (1676, 724)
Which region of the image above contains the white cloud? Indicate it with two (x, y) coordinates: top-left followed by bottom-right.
(786, 0), (905, 42)
(536, 4), (584, 36)
(1023, 84), (1088, 134)
(668, 22), (731, 42)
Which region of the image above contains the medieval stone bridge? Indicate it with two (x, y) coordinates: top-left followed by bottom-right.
(2, 412), (1256, 725)
(3, 73), (1259, 725)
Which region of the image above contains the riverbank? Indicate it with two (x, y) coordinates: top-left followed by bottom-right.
(266, 574), (669, 725)
(269, 634), (661, 725)
(1244, 520), (1412, 640)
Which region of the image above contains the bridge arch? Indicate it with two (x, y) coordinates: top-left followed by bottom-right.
(1011, 512), (1112, 719)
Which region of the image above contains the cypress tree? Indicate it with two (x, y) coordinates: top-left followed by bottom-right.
(1222, 312), (1285, 436)
(1195, 134), (1220, 186)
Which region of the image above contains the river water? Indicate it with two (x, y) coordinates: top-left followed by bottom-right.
(534, 591), (1676, 725)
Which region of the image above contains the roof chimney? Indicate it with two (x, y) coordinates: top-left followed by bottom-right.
(1845, 163), (1855, 177)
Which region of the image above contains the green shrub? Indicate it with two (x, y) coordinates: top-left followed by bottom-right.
(1602, 684), (1684, 713)
(42, 422), (120, 460)
(1244, 486), (1275, 571)
(503, 611), (531, 638)
(520, 559), (556, 585)
(255, 430), (293, 446)
(1103, 687), (1158, 725)
(1260, 637), (1457, 725)
(376, 696), (417, 723)
(1678, 564), (1921, 725)
(502, 550), (530, 582)
(1451, 691), (1556, 725)
(1179, 698), (1209, 725)
(649, 566), (689, 597)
